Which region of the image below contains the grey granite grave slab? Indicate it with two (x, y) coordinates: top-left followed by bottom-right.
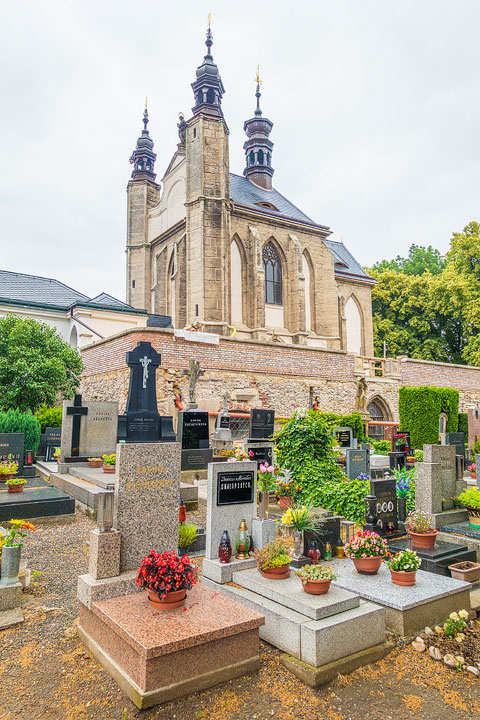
(206, 461), (257, 560)
(300, 601), (385, 667)
(202, 556), (257, 584)
(231, 568), (359, 620)
(422, 445), (457, 510)
(415, 461), (443, 515)
(114, 442), (180, 572)
(60, 400), (118, 462)
(442, 521), (480, 540)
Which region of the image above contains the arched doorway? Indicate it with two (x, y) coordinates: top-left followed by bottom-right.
(367, 397), (391, 441)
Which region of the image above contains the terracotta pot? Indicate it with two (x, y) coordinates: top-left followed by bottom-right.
(0, 474), (12, 483)
(89, 459), (103, 468)
(390, 569), (417, 586)
(260, 565), (290, 580)
(147, 588), (187, 610)
(301, 578), (332, 595)
(102, 464), (116, 474)
(407, 529), (437, 549)
(353, 556), (383, 575)
(470, 472), (476, 480)
(7, 484), (25, 493)
(448, 561), (480, 582)
(278, 495), (294, 511)
(56, 457), (60, 464)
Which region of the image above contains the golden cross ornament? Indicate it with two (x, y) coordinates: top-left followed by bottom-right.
(255, 65), (262, 85)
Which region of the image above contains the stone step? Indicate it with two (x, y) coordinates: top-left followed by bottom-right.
(231, 568), (359, 620)
(69, 466), (115, 489)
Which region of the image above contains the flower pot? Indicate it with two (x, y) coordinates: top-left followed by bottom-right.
(353, 556), (383, 575)
(390, 569), (417, 586)
(466, 507), (480, 529)
(301, 578), (332, 595)
(89, 460), (103, 468)
(407, 529), (438, 549)
(7, 484), (24, 493)
(397, 497), (407, 522)
(102, 464), (116, 474)
(0, 545), (22, 586)
(448, 561), (480, 582)
(278, 495), (294, 511)
(259, 491), (269, 519)
(147, 588), (187, 610)
(470, 472), (476, 480)
(259, 565), (290, 580)
(0, 476), (8, 484)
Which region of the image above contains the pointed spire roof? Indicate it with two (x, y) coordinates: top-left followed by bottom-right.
(129, 100), (157, 181)
(191, 19), (225, 117)
(243, 68), (274, 190)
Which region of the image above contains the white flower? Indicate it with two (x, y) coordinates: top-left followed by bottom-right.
(449, 612), (459, 621)
(459, 609), (469, 619)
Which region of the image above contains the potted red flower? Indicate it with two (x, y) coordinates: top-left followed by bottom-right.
(136, 550), (197, 610)
(344, 530), (387, 575)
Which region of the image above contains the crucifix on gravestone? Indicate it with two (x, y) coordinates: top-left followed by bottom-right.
(66, 394), (88, 457)
(181, 358), (205, 409)
(222, 391), (230, 412)
(124, 342), (162, 442)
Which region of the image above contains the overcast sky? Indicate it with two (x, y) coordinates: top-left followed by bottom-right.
(1, 1), (479, 301)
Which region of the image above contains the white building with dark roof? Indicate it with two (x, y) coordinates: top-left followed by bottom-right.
(125, 26), (374, 354)
(0, 270), (152, 347)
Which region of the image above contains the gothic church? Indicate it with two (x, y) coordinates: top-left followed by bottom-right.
(126, 25), (374, 355)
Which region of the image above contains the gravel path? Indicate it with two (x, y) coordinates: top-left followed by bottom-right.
(1, 513), (480, 720)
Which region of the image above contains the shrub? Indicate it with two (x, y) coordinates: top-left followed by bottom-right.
(254, 538), (291, 570)
(35, 404), (62, 432)
(398, 386), (459, 449)
(458, 413), (468, 443)
(178, 523), (197, 548)
(458, 487), (480, 510)
(414, 449), (424, 462)
(369, 439), (391, 453)
(0, 409), (41, 451)
(306, 477), (370, 525)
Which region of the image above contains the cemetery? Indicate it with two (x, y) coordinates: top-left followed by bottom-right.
(1, 334), (480, 718)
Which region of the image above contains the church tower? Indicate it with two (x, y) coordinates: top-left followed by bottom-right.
(185, 22), (231, 331)
(126, 104), (160, 310)
(243, 72), (274, 190)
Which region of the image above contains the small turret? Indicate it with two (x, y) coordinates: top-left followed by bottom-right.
(243, 68), (274, 190)
(129, 101), (157, 181)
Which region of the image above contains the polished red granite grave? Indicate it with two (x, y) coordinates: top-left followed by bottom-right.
(78, 582), (264, 708)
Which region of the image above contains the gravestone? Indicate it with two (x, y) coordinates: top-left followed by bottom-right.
(45, 427), (62, 462)
(0, 434), (24, 477)
(249, 409), (275, 441)
(60, 397), (118, 464)
(370, 478), (397, 533)
(384, 426), (396, 451)
(243, 441), (274, 469)
(177, 409), (213, 471)
(360, 443), (371, 475)
(389, 451), (407, 471)
(159, 416), (176, 442)
(205, 461), (257, 560)
(415, 445), (467, 530)
(114, 442), (181, 572)
(333, 427), (354, 449)
(346, 448), (368, 479)
(124, 342), (162, 442)
(303, 516), (342, 559)
(36, 433), (47, 460)
(446, 432), (465, 459)
(214, 392), (232, 442)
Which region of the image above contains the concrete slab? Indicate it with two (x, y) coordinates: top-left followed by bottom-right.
(77, 571), (140, 610)
(232, 568), (359, 620)
(0, 607), (24, 629)
(202, 556), (257, 584)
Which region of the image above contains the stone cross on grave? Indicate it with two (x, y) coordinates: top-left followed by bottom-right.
(125, 342), (161, 415)
(222, 391), (230, 412)
(66, 394), (88, 457)
(181, 358), (205, 409)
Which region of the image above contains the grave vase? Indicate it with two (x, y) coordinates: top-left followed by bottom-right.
(397, 497), (407, 522)
(0, 545), (21, 586)
(259, 492), (269, 520)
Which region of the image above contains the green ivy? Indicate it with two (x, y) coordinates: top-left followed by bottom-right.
(369, 439), (391, 453)
(0, 409), (41, 451)
(398, 386), (459, 449)
(321, 412), (365, 443)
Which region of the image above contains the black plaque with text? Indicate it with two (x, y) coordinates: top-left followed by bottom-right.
(178, 410), (210, 450)
(249, 409), (275, 440)
(370, 478), (398, 533)
(217, 470), (255, 506)
(0, 433), (24, 476)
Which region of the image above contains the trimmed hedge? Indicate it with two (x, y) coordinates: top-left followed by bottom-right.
(458, 413), (468, 443)
(398, 386), (459, 449)
(0, 409), (41, 451)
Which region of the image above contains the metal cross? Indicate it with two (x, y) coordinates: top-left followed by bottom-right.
(139, 356), (151, 389)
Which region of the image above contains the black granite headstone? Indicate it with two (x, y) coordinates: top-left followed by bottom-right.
(159, 416), (176, 442)
(246, 445), (274, 469)
(217, 414), (231, 430)
(45, 426), (62, 461)
(303, 517), (342, 559)
(66, 394), (88, 456)
(0, 433), (25, 476)
(216, 470), (255, 506)
(446, 432), (465, 459)
(389, 451), (407, 470)
(177, 410), (210, 450)
(249, 409), (275, 440)
(37, 433), (47, 460)
(333, 427), (353, 448)
(387, 537), (476, 577)
(124, 342), (162, 442)
(370, 478), (398, 533)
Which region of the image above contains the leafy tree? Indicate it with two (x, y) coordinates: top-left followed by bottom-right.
(372, 244), (446, 276)
(0, 315), (83, 413)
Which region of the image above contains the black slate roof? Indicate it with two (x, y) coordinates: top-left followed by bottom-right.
(229, 173), (327, 228)
(90, 292), (131, 308)
(325, 240), (375, 283)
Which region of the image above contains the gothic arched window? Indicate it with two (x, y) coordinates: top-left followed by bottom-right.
(263, 241), (283, 305)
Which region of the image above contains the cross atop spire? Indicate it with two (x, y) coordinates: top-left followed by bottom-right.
(243, 69), (274, 190)
(191, 19), (225, 117)
(129, 103), (157, 181)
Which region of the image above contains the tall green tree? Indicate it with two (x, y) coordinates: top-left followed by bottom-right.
(372, 244), (447, 276)
(0, 315), (83, 412)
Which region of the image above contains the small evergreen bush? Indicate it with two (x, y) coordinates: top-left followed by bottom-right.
(0, 409), (41, 451)
(35, 404), (62, 432)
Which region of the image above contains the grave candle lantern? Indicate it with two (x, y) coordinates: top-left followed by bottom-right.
(364, 495), (378, 526)
(97, 485), (114, 532)
(179, 497), (186, 524)
(341, 520), (355, 549)
(235, 519), (250, 559)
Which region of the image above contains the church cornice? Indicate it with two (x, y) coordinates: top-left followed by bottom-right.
(231, 202), (332, 237)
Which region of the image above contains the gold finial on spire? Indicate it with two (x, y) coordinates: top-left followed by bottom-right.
(207, 12), (212, 27)
(255, 65), (262, 85)
(144, 96), (148, 109)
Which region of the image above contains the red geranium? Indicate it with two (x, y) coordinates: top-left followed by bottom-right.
(136, 550), (197, 600)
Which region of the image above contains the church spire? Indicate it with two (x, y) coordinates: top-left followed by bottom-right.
(191, 17), (225, 117)
(129, 99), (157, 181)
(243, 67), (274, 190)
